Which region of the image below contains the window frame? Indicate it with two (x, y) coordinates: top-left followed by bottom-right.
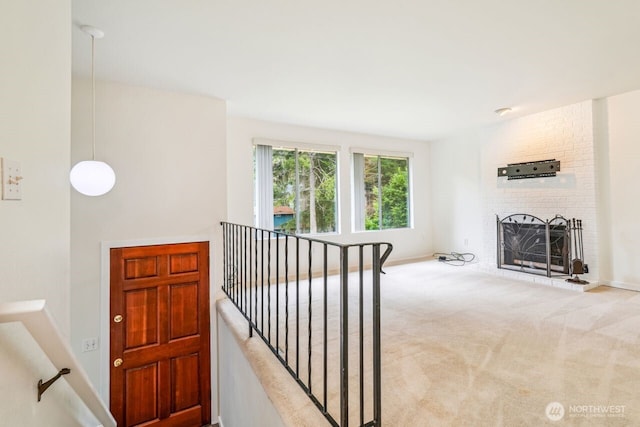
(351, 149), (413, 232)
(253, 138), (340, 236)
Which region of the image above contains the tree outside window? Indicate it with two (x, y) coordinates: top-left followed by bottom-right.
(257, 146), (337, 234)
(358, 154), (410, 230)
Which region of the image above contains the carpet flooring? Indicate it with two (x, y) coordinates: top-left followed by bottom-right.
(219, 260), (640, 426)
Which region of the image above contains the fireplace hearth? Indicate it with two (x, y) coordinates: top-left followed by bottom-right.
(497, 214), (570, 277)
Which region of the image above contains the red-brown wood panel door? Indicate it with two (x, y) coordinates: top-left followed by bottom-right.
(110, 242), (211, 427)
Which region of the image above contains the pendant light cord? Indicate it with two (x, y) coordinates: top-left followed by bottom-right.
(91, 34), (96, 161)
(70, 25), (115, 197)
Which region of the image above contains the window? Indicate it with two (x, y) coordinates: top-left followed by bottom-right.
(353, 153), (410, 231)
(255, 144), (338, 234)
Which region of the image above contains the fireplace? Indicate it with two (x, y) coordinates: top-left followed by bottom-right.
(497, 214), (570, 276)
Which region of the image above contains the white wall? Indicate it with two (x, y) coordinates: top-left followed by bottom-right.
(70, 81), (227, 414)
(430, 129), (484, 255)
(0, 0), (71, 335)
(218, 313), (286, 427)
(431, 101), (600, 279)
(599, 90), (640, 290)
(0, 323), (100, 427)
(0, 0), (84, 424)
(226, 117), (432, 265)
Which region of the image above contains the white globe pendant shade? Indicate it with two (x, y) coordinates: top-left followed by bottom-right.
(72, 26), (116, 197)
(70, 160), (116, 196)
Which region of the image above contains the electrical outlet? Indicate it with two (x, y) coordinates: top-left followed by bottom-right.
(82, 337), (98, 352)
(1, 158), (23, 200)
(464, 238), (469, 247)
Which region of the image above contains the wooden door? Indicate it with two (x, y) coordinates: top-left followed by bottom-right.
(110, 242), (211, 427)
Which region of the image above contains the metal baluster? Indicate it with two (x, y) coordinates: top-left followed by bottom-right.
(359, 245), (364, 427)
(323, 243), (328, 412)
(239, 226), (242, 309)
(253, 228), (258, 327)
(239, 225), (242, 306)
(222, 223), (226, 293)
(372, 244), (382, 426)
(233, 224), (237, 303)
(308, 240), (313, 393)
(285, 235), (289, 364)
(243, 227), (246, 319)
(261, 229), (265, 332)
(296, 236), (300, 377)
(248, 227), (253, 337)
(219, 224), (393, 427)
(276, 232), (280, 354)
(236, 224), (240, 304)
(268, 231), (272, 344)
(245, 226), (248, 313)
(340, 245), (349, 427)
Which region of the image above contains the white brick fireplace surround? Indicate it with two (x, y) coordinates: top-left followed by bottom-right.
(432, 90), (640, 292)
(480, 101), (600, 289)
(431, 100), (605, 290)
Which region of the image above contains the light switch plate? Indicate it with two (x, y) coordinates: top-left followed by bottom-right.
(82, 337), (99, 352)
(1, 158), (22, 200)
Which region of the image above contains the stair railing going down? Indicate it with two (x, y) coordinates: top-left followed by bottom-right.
(221, 222), (392, 427)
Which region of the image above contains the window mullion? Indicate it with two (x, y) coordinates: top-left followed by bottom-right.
(256, 144), (274, 230)
(295, 149), (300, 234)
(353, 153), (365, 231)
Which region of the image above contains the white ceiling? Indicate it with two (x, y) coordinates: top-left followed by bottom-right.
(72, 0), (640, 141)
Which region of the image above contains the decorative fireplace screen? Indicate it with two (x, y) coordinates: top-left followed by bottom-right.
(497, 214), (570, 277)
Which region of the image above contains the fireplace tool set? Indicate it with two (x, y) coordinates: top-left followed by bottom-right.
(566, 218), (589, 284)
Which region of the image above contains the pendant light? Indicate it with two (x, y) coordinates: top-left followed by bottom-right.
(70, 25), (116, 196)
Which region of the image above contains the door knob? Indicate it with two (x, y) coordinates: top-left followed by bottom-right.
(114, 358), (123, 367)
(114, 314), (123, 323)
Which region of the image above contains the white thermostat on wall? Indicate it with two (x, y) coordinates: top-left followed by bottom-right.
(1, 158), (23, 200)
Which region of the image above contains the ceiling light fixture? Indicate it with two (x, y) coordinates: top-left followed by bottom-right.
(70, 25), (116, 197)
(494, 107), (513, 116)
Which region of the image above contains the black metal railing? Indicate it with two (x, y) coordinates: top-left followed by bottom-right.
(221, 222), (392, 427)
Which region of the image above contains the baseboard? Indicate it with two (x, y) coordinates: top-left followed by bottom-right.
(262, 253), (432, 284)
(385, 254), (433, 267)
(600, 280), (640, 292)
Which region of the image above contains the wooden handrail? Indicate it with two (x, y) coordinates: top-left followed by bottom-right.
(0, 299), (116, 427)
